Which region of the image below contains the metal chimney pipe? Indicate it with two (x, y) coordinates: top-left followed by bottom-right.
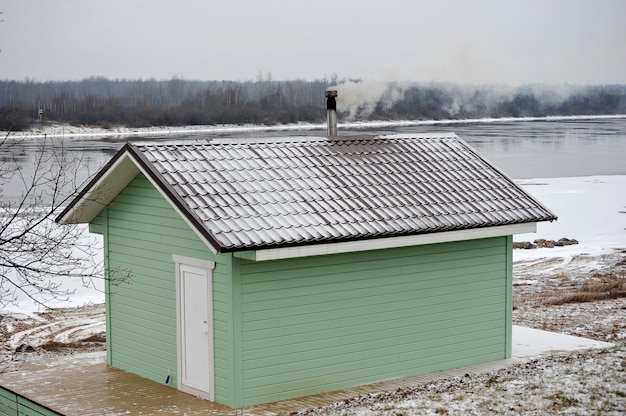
(325, 89), (338, 136)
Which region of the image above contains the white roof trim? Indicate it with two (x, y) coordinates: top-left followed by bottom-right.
(58, 152), (140, 224)
(248, 223), (536, 261)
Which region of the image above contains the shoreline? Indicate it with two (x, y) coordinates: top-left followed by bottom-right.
(3, 114), (626, 140)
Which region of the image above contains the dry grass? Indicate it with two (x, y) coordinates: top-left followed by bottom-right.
(38, 333), (106, 352)
(81, 333), (106, 343)
(542, 271), (626, 306)
(38, 341), (85, 352)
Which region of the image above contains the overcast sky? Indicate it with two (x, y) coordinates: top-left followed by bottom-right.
(1, 0), (624, 85)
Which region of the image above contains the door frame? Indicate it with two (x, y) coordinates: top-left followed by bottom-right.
(173, 255), (216, 401)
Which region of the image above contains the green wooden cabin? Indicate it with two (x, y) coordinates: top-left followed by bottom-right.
(57, 134), (556, 408)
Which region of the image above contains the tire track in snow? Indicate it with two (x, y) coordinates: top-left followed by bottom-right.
(53, 321), (105, 343)
(9, 322), (60, 347)
(6, 305), (106, 348)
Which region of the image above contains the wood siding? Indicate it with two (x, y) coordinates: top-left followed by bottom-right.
(92, 173), (512, 409)
(0, 387), (60, 416)
(97, 174), (235, 406)
(237, 237), (511, 406)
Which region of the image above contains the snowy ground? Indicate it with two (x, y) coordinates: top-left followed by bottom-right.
(2, 121), (326, 140)
(1, 175), (625, 414)
(4, 115), (625, 140)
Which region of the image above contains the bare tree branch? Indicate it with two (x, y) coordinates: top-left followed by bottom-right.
(0, 131), (131, 310)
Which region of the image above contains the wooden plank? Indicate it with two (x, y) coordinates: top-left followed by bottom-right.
(0, 353), (232, 415)
(0, 387), (19, 415)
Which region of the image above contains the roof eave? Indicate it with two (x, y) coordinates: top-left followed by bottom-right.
(454, 135), (559, 221)
(56, 144), (138, 225)
(56, 143), (224, 255)
(233, 222), (539, 262)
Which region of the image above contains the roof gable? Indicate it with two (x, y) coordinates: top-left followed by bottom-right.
(57, 134), (557, 253)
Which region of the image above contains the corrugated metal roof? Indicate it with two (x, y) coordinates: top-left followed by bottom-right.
(129, 134), (556, 252)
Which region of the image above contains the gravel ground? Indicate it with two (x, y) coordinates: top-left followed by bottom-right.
(292, 345), (626, 415)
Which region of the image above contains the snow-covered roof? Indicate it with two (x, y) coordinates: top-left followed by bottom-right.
(57, 134), (556, 255)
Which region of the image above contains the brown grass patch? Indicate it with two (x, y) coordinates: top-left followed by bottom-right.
(38, 334), (106, 351)
(81, 333), (106, 343)
(543, 272), (626, 306)
(38, 341), (84, 351)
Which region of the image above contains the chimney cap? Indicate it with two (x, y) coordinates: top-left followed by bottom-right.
(325, 89), (338, 98)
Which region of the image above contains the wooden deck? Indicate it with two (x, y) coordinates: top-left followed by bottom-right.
(0, 351), (518, 415)
(0, 352), (230, 415)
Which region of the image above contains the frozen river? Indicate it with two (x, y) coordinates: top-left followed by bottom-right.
(2, 116), (626, 203)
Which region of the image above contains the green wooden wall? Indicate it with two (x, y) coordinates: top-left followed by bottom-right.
(0, 387), (60, 416)
(235, 236), (512, 406)
(90, 173), (513, 409)
(92, 174), (235, 406)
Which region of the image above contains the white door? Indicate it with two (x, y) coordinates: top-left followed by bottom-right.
(175, 257), (215, 400)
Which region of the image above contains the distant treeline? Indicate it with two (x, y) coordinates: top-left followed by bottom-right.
(1, 76), (625, 131)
